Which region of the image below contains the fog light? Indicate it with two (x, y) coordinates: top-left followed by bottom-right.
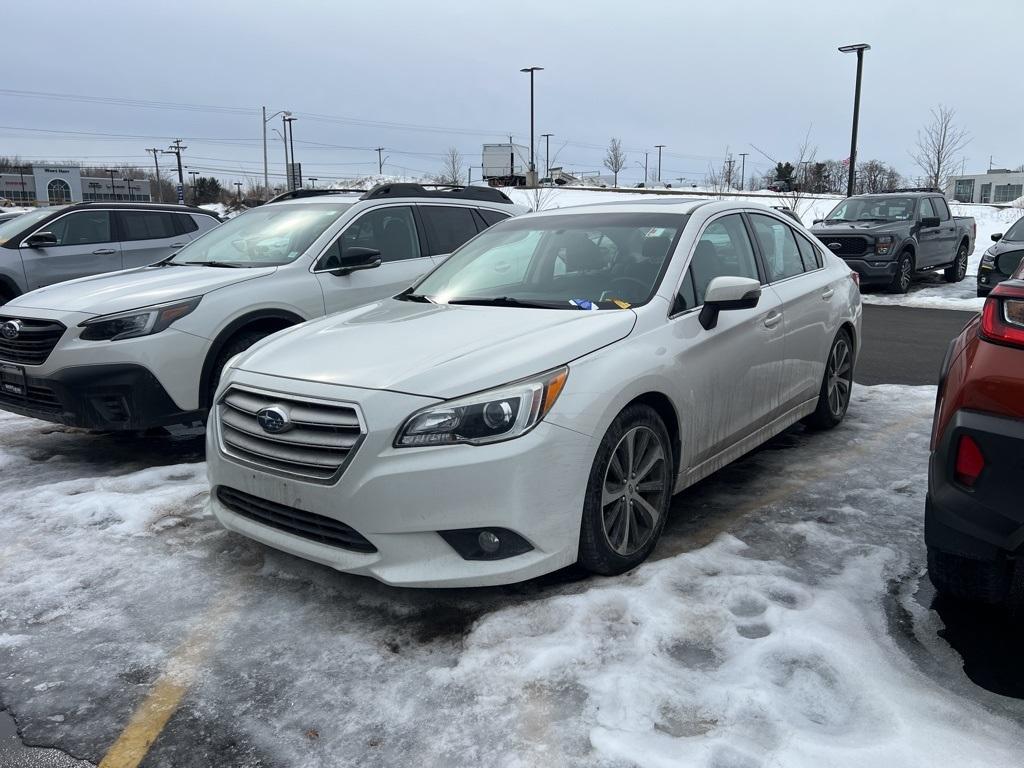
(439, 527), (534, 560)
(478, 530), (501, 553)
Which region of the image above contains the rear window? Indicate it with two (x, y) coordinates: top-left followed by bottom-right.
(119, 211), (177, 241)
(174, 214), (200, 234)
(477, 209), (511, 227)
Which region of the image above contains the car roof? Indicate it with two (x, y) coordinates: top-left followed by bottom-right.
(74, 201), (218, 215)
(518, 197), (794, 219)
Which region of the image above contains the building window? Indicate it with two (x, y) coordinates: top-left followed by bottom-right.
(953, 178), (975, 203)
(994, 184), (1023, 204)
(980, 183), (992, 204)
(47, 178), (72, 205)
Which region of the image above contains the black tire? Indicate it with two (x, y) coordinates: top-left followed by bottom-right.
(205, 330), (270, 409)
(944, 243), (969, 283)
(888, 251), (914, 294)
(804, 329), (854, 430)
(578, 404), (673, 576)
(927, 547), (1015, 607)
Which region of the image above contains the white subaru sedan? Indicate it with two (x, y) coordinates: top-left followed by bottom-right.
(207, 199), (861, 587)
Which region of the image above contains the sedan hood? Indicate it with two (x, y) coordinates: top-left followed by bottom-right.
(8, 264), (274, 315)
(236, 298), (637, 399)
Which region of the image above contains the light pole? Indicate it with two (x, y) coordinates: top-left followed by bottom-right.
(284, 115), (299, 190)
(17, 166), (27, 204)
(124, 177), (134, 201)
(262, 108), (291, 201)
(146, 148), (163, 202)
(188, 170), (199, 204)
(234, 181), (243, 201)
(541, 133), (553, 179)
(519, 66), (543, 186)
(738, 152), (749, 191)
(839, 43), (870, 198)
(106, 169), (118, 201)
(308, 177), (318, 189)
(654, 144), (665, 183)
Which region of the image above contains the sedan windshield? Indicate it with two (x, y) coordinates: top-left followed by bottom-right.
(0, 207), (61, 245)
(169, 202), (351, 267)
(1002, 216), (1024, 242)
(825, 196), (916, 222)
(410, 212), (687, 308)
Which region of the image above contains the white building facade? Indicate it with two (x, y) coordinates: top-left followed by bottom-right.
(946, 169), (1024, 204)
(0, 165), (151, 205)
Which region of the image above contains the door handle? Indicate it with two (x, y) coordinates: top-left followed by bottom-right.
(92, 248), (116, 255)
(763, 311), (782, 329)
(821, 288), (835, 300)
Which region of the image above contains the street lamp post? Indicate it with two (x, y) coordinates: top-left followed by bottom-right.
(839, 43), (870, 198)
(284, 115), (299, 190)
(519, 66), (543, 187)
(262, 108), (291, 201)
(106, 169), (118, 201)
(541, 133), (553, 179)
(188, 170), (199, 204)
(654, 144), (665, 183)
(124, 177), (134, 201)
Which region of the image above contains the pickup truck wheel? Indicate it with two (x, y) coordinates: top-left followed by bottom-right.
(205, 330), (271, 412)
(804, 329), (854, 430)
(578, 404), (672, 576)
(944, 243), (969, 283)
(889, 251), (914, 294)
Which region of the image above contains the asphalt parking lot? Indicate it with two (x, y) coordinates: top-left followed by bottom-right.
(2, 304), (1021, 768)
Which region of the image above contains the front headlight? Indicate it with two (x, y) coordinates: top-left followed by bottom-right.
(79, 296), (202, 341)
(395, 366), (569, 447)
(981, 248), (996, 266)
(874, 235), (895, 256)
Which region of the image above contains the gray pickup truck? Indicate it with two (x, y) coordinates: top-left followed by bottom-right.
(810, 191), (975, 293)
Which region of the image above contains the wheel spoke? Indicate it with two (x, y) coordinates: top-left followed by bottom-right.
(634, 494), (661, 529)
(619, 502), (632, 553)
(637, 479), (664, 493)
(633, 443), (664, 483)
(602, 482), (626, 509)
(609, 449), (627, 483)
(625, 429), (636, 476)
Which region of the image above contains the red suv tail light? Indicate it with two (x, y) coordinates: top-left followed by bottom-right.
(979, 282), (1024, 349)
(954, 434), (985, 487)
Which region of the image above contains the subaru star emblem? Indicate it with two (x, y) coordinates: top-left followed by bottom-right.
(0, 320), (22, 340)
(828, 242), (842, 251)
(256, 405), (292, 434)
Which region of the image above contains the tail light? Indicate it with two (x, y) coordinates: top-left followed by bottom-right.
(954, 434), (985, 487)
(979, 282), (1024, 349)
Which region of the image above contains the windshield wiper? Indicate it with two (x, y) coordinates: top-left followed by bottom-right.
(394, 287), (432, 303)
(447, 296), (572, 309)
(178, 260), (244, 268)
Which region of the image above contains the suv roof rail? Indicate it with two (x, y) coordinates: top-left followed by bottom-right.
(359, 183), (514, 204)
(266, 188), (366, 204)
(881, 187), (944, 194)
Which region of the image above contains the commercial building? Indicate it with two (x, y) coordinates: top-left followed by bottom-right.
(0, 165), (151, 205)
(946, 169), (1024, 204)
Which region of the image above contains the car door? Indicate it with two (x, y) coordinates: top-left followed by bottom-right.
(931, 196), (958, 263)
(116, 210), (190, 268)
(419, 204), (483, 263)
(916, 197), (942, 267)
(314, 204), (433, 315)
(667, 213), (785, 468)
(748, 212), (832, 411)
(20, 210), (121, 289)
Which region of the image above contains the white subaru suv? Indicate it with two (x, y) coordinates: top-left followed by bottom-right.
(0, 184), (521, 431)
(207, 198), (862, 587)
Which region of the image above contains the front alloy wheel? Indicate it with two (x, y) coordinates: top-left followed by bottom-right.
(890, 252), (914, 294)
(579, 404), (672, 575)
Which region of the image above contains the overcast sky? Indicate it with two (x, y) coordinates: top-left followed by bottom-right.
(4, 0), (1018, 187)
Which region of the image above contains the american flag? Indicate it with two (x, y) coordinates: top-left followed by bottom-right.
(841, 157), (851, 167)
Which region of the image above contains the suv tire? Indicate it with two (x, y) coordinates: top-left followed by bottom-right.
(943, 243), (969, 283)
(889, 251), (915, 294)
(578, 404), (672, 576)
(205, 330), (272, 411)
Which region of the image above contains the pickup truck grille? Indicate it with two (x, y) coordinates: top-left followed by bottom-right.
(820, 236), (872, 258)
(217, 387), (365, 483)
(0, 316), (65, 365)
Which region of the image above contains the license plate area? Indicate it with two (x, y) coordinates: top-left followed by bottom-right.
(0, 363), (27, 397)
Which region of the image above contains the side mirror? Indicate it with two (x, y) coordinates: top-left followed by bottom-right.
(991, 232), (1003, 242)
(698, 276), (761, 330)
(920, 216), (941, 228)
(995, 250), (1024, 276)
(330, 246), (382, 276)
(812, 219), (823, 225)
(23, 231), (58, 248)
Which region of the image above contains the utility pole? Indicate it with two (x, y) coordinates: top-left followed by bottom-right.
(18, 166), (27, 204)
(738, 152), (749, 191)
(163, 139), (187, 204)
(146, 148), (163, 202)
(375, 147), (385, 175)
(725, 158), (735, 189)
(643, 151), (649, 184)
(262, 108), (291, 201)
(188, 170), (199, 204)
(106, 169), (118, 201)
(124, 177), (134, 201)
(234, 181), (243, 201)
(541, 133), (553, 178)
(308, 177), (318, 189)
(654, 144), (665, 183)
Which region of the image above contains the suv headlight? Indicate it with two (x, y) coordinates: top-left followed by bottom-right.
(395, 367), (569, 447)
(79, 296), (202, 341)
(981, 248), (996, 266)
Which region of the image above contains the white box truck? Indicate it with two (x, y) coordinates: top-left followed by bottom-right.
(482, 143), (529, 186)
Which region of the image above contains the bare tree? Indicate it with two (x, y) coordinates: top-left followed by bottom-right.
(776, 128), (818, 216)
(604, 138), (626, 187)
(910, 105), (970, 191)
(435, 147), (464, 185)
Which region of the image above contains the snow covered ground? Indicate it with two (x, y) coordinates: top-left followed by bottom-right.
(1, 386), (1022, 766)
(504, 187), (1024, 313)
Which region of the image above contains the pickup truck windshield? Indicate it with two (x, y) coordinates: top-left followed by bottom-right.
(169, 202), (352, 267)
(1002, 217), (1024, 242)
(825, 196), (916, 223)
(409, 212), (686, 309)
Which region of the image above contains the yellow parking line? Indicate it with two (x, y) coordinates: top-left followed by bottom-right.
(98, 589), (239, 768)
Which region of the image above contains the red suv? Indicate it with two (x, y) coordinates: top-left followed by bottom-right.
(927, 261), (1024, 609)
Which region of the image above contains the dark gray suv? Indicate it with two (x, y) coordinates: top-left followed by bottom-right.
(0, 202), (221, 303)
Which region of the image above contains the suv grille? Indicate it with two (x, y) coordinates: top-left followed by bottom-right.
(0, 317), (65, 365)
(216, 486), (376, 552)
(821, 235), (872, 258)
(217, 387), (365, 482)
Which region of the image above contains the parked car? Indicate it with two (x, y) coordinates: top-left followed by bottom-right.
(207, 199), (862, 587)
(0, 202), (221, 304)
(810, 191), (975, 293)
(977, 216), (1024, 296)
(927, 258), (1024, 610)
(0, 185), (522, 431)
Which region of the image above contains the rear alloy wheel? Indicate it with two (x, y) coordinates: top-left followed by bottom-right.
(578, 405), (672, 575)
(805, 330), (854, 430)
(944, 243), (969, 283)
(889, 251), (914, 294)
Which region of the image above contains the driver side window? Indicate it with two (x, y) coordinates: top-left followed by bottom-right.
(317, 206), (420, 270)
(678, 214), (759, 309)
(918, 198), (935, 221)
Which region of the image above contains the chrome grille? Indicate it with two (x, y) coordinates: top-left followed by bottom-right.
(217, 387), (365, 482)
(0, 316), (65, 365)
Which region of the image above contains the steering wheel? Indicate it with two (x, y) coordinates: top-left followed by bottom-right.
(606, 276), (649, 302)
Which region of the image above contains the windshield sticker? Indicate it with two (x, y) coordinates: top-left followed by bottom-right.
(570, 299), (599, 310)
(611, 299), (631, 309)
